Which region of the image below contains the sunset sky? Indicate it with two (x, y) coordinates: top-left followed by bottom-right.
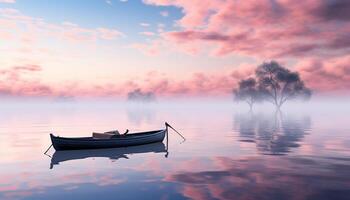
(0, 0), (349, 98)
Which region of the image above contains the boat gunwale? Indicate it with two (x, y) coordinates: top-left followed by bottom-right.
(51, 129), (166, 141)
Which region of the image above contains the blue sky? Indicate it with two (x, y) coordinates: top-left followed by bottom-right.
(4, 0), (182, 42)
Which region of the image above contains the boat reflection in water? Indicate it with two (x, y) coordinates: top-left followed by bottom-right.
(49, 142), (168, 169)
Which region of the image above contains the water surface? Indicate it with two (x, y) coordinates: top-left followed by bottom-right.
(0, 101), (349, 200)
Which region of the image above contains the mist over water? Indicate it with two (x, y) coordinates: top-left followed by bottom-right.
(0, 98), (349, 200)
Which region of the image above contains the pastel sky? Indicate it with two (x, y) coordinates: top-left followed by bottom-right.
(0, 0), (349, 98)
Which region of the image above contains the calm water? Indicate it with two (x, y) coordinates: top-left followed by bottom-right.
(0, 101), (349, 200)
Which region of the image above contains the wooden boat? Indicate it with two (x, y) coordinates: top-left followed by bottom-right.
(48, 122), (184, 151)
(50, 143), (167, 169)
(50, 129), (167, 151)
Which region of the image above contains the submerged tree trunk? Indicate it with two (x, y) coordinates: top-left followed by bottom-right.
(249, 103), (253, 111)
(275, 101), (283, 111)
(246, 98), (254, 111)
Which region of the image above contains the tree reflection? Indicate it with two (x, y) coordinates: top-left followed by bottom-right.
(234, 111), (311, 155)
(126, 106), (156, 125)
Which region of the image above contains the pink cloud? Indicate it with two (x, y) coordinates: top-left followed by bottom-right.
(0, 30), (12, 39)
(119, 64), (255, 97)
(0, 18), (16, 28)
(295, 55), (350, 94)
(143, 0), (350, 58)
(0, 64), (41, 81)
(139, 31), (156, 36)
(13, 64), (41, 72)
(0, 2), (347, 97)
(0, 64), (53, 96)
(0, 8), (124, 43)
(1, 59), (348, 97)
(97, 28), (124, 40)
(0, 63), (256, 97)
(137, 0), (350, 95)
(21, 56), (347, 98)
(129, 40), (162, 56)
(160, 11), (169, 17)
(0, 0), (16, 3)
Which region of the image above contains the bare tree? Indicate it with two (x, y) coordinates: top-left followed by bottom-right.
(234, 78), (262, 110)
(256, 61), (311, 109)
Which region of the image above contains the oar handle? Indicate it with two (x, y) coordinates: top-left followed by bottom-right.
(165, 122), (186, 141)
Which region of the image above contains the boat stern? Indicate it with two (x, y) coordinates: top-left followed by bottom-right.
(50, 133), (60, 151)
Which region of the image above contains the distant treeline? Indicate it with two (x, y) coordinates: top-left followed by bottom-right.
(125, 60), (312, 108)
(127, 88), (155, 102)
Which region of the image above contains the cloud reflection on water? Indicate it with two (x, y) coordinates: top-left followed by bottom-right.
(167, 156), (350, 200)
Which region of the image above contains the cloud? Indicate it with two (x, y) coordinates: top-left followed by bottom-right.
(97, 28), (124, 40)
(0, 64), (53, 96)
(1, 3), (348, 97)
(116, 64), (255, 97)
(129, 40), (163, 56)
(0, 8), (124, 43)
(139, 23), (150, 27)
(139, 0), (350, 95)
(0, 0), (15, 3)
(295, 55), (350, 93)
(312, 0), (350, 21)
(0, 64), (42, 79)
(62, 21), (78, 27)
(157, 23), (165, 33)
(139, 31), (155, 36)
(160, 11), (169, 17)
(143, 0), (350, 58)
(0, 63), (256, 97)
(0, 30), (12, 39)
(13, 64), (41, 72)
(2, 58), (347, 98)
(106, 0), (112, 5)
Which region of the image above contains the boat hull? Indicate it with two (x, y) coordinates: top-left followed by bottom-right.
(50, 129), (166, 151)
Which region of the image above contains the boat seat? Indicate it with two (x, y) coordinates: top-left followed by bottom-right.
(93, 132), (118, 139)
(104, 130), (120, 135)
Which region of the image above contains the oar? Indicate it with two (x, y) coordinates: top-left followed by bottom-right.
(44, 144), (53, 157)
(165, 122), (186, 141)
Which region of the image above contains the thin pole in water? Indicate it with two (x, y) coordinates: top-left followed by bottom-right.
(44, 144), (53, 155)
(166, 125), (169, 148)
(165, 131), (169, 158)
(165, 122), (186, 141)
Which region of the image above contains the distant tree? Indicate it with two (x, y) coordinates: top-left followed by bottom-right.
(127, 89), (155, 102)
(234, 78), (262, 110)
(256, 61), (311, 109)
